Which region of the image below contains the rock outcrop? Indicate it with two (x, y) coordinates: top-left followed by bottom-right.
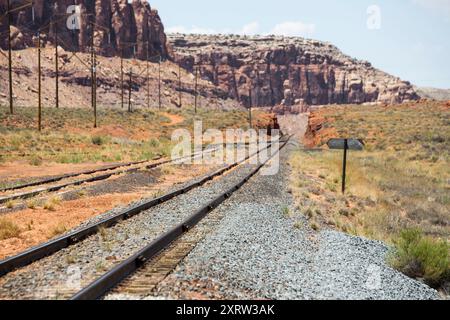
(168, 34), (420, 107)
(0, 0), (167, 59)
(414, 87), (450, 101)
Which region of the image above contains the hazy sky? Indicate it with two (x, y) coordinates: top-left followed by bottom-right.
(150, 0), (450, 89)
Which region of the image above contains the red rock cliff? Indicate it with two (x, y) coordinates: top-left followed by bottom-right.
(168, 34), (419, 107)
(0, 0), (167, 59)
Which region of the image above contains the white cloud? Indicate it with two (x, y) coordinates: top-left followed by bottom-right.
(413, 0), (450, 16)
(166, 25), (231, 35)
(271, 21), (316, 37)
(239, 21), (260, 35)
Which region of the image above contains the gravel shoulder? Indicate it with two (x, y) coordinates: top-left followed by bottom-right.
(151, 141), (440, 300)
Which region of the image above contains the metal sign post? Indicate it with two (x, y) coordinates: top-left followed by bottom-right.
(327, 138), (365, 194)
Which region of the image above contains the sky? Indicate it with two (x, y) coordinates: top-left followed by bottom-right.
(149, 0), (450, 89)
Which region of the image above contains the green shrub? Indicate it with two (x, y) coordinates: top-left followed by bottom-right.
(388, 228), (449, 287)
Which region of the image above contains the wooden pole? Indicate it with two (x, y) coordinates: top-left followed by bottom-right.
(194, 66), (198, 114)
(178, 64), (182, 108)
(7, 0), (13, 114)
(93, 49), (97, 128)
(248, 87), (253, 129)
(120, 47), (124, 109)
(90, 27), (94, 113)
(146, 45), (150, 109)
(37, 32), (42, 132)
(128, 68), (132, 112)
(54, 21), (59, 109)
(158, 56), (161, 109)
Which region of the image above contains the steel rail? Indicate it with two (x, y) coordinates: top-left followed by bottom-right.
(0, 138), (281, 277)
(0, 141), (270, 195)
(0, 159), (153, 193)
(71, 137), (290, 300)
(0, 148), (215, 205)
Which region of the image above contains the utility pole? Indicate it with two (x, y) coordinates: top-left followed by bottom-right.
(178, 64), (182, 108)
(146, 45), (150, 109)
(194, 66), (198, 114)
(158, 56), (161, 109)
(7, 0), (13, 114)
(248, 87), (253, 129)
(128, 68), (132, 112)
(120, 47), (124, 109)
(90, 28), (94, 112)
(93, 49), (97, 128)
(54, 21), (59, 108)
(37, 32), (42, 132)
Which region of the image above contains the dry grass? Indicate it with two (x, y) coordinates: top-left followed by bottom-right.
(0, 218), (21, 240)
(49, 223), (67, 238)
(43, 196), (62, 211)
(290, 101), (449, 243)
(0, 105), (271, 166)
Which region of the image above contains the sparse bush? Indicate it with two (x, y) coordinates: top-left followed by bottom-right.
(26, 199), (38, 209)
(294, 221), (302, 229)
(281, 206), (290, 217)
(50, 224), (67, 237)
(91, 135), (105, 146)
(29, 155), (43, 166)
(44, 196), (61, 211)
(388, 228), (450, 287)
(305, 208), (314, 219)
(5, 200), (15, 209)
(0, 218), (21, 240)
(310, 222), (320, 231)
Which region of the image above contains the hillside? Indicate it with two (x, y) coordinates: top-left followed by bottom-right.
(169, 33), (420, 108)
(415, 87), (450, 101)
(0, 46), (239, 110)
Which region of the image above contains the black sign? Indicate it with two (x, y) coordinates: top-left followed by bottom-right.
(327, 138), (365, 151)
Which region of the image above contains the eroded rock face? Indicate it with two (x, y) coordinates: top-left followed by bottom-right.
(168, 34), (419, 106)
(0, 0), (167, 59)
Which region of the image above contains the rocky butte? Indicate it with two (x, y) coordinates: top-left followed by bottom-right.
(1, 2), (421, 109)
(168, 33), (420, 108)
(0, 0), (167, 59)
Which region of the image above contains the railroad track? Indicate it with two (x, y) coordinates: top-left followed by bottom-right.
(0, 159), (153, 193)
(0, 147), (220, 206)
(0, 142), (260, 207)
(0, 138), (284, 283)
(71, 137), (289, 300)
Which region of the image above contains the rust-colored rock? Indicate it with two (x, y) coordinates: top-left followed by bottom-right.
(168, 34), (420, 107)
(0, 0), (167, 59)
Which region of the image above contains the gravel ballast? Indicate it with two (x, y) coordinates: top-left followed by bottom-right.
(0, 159), (262, 299)
(152, 141), (440, 300)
